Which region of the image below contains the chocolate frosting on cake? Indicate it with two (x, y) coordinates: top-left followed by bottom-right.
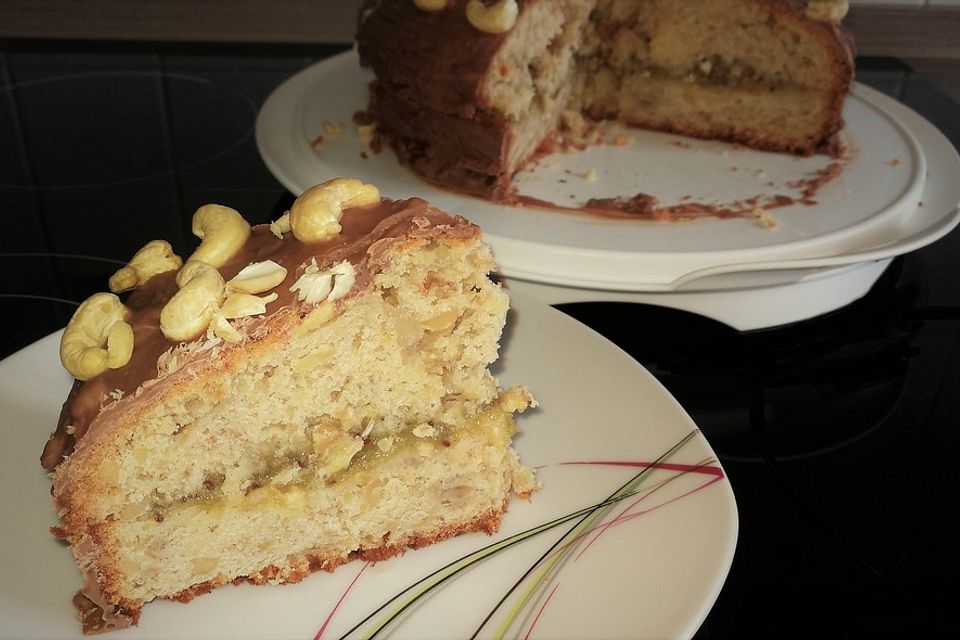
(358, 1), (527, 116)
(357, 0), (530, 197)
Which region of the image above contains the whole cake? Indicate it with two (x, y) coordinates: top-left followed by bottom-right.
(357, 0), (855, 199)
(41, 178), (537, 633)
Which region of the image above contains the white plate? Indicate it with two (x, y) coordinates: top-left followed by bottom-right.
(0, 291), (737, 640)
(255, 50), (960, 292)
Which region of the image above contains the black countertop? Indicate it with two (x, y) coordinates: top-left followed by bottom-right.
(2, 41), (959, 637)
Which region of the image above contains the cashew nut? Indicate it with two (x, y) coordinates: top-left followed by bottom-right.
(805, 0), (848, 21)
(465, 0), (518, 34)
(414, 0), (448, 10)
(186, 204), (251, 267)
(109, 240), (183, 293)
(174, 259), (208, 288)
(161, 261), (226, 341)
(60, 293), (135, 381)
(289, 178), (381, 244)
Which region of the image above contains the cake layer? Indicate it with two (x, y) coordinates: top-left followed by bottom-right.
(577, 0), (853, 154)
(68, 388), (534, 632)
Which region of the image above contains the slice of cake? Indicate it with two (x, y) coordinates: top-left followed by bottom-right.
(356, 0), (855, 199)
(41, 178), (538, 634)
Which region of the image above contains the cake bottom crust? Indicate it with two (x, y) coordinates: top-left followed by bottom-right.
(77, 505), (507, 634)
(193, 505), (503, 596)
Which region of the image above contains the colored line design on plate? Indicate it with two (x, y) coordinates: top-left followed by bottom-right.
(314, 430), (724, 639)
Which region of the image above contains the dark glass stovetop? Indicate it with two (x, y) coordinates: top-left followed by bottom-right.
(1, 41), (959, 637)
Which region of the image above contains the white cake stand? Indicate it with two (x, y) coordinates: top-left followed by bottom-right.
(256, 50), (960, 330)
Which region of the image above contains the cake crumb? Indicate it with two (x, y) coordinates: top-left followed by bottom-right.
(413, 424), (437, 438)
(310, 135), (324, 150)
(752, 207), (778, 229)
(322, 121), (345, 139)
(357, 123), (377, 145)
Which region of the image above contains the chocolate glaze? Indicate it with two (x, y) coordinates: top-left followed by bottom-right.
(510, 153), (849, 222)
(505, 135), (852, 221)
(369, 80), (515, 198)
(357, 1), (531, 116)
(357, 0), (537, 200)
(73, 536), (140, 634)
(41, 197), (476, 471)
